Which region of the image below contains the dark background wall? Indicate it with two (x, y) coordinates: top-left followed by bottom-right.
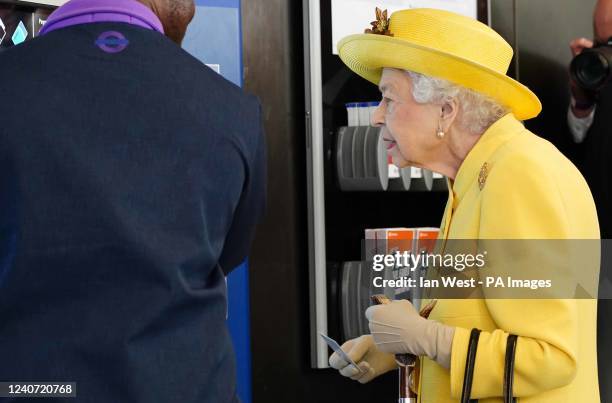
(491, 0), (596, 159)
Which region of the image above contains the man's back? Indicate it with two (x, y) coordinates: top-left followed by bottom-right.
(0, 21), (265, 403)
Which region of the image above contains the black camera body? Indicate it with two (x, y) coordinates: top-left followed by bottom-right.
(571, 38), (612, 91)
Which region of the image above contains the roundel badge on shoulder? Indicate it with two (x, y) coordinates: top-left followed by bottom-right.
(95, 31), (129, 54)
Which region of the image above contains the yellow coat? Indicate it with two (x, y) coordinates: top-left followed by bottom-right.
(417, 114), (600, 402)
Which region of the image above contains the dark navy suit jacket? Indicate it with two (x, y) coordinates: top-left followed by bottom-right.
(0, 22), (265, 403)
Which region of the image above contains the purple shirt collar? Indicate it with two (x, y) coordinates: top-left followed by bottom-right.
(39, 0), (164, 36)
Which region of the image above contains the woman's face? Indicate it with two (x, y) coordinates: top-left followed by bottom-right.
(372, 68), (441, 168)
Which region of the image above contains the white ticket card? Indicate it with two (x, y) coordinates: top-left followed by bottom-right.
(319, 333), (363, 373)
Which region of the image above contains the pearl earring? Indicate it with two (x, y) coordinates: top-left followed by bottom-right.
(436, 121), (445, 139)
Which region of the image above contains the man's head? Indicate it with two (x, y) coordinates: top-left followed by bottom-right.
(138, 0), (195, 45)
(594, 0), (612, 44)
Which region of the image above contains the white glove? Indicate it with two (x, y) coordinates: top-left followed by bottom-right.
(365, 300), (455, 369)
(329, 335), (398, 383)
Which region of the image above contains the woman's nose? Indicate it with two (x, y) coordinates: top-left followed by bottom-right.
(371, 102), (384, 127)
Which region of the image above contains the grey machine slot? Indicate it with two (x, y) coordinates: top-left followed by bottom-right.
(336, 126), (389, 191)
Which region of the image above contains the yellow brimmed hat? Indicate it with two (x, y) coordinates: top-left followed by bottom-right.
(338, 8), (541, 120)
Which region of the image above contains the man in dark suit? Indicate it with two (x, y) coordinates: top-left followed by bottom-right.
(0, 0), (265, 402)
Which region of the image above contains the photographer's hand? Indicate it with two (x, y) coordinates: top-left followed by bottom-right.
(570, 37), (594, 57)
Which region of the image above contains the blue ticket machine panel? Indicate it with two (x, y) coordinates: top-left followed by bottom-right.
(182, 3), (252, 403)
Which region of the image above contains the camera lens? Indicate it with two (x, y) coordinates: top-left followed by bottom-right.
(571, 50), (610, 91)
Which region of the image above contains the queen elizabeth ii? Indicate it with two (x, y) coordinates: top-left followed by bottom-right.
(329, 8), (601, 403)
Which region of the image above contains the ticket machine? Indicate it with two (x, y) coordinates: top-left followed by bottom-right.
(0, 0), (58, 50)
(303, 0), (489, 369)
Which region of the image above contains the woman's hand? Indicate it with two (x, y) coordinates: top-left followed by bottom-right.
(365, 300), (455, 368)
(328, 335), (398, 383)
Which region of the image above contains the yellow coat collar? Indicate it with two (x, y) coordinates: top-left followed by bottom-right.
(453, 113), (525, 200)
(441, 114), (525, 238)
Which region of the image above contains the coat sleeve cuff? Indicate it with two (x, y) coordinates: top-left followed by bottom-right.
(449, 326), (471, 399)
